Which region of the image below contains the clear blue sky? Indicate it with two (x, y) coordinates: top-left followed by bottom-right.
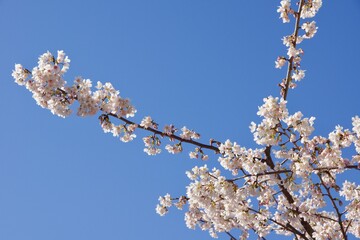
(1, 1), (360, 239)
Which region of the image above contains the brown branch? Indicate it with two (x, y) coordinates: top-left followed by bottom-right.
(264, 146), (315, 239)
(283, 0), (305, 100)
(265, 147), (293, 203)
(66, 88), (220, 154)
(345, 219), (352, 235)
(230, 165), (359, 181)
(318, 174), (348, 240)
(248, 207), (309, 240)
(107, 113), (220, 153)
(225, 231), (237, 240)
(314, 213), (338, 223)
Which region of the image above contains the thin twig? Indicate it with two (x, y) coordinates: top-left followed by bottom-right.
(108, 113), (220, 153)
(318, 174), (348, 240)
(283, 0), (305, 100)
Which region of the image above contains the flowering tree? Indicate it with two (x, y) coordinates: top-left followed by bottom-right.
(11, 0), (360, 239)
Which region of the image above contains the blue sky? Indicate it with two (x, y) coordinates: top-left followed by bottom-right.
(1, 0), (360, 239)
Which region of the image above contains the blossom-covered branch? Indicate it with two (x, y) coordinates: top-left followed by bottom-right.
(107, 113), (219, 153)
(276, 0), (320, 99)
(12, 55), (219, 158)
(12, 0), (360, 239)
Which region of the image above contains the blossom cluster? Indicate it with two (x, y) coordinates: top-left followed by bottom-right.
(158, 95), (360, 239)
(339, 181), (360, 237)
(156, 194), (187, 216)
(12, 51), (72, 117)
(12, 51), (136, 119)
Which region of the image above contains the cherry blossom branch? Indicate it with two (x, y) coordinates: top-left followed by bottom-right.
(314, 213), (337, 223)
(248, 207), (309, 240)
(264, 146), (315, 238)
(318, 174), (348, 240)
(229, 164), (360, 181)
(344, 220), (352, 235)
(106, 113), (220, 153)
(282, 0), (304, 100)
